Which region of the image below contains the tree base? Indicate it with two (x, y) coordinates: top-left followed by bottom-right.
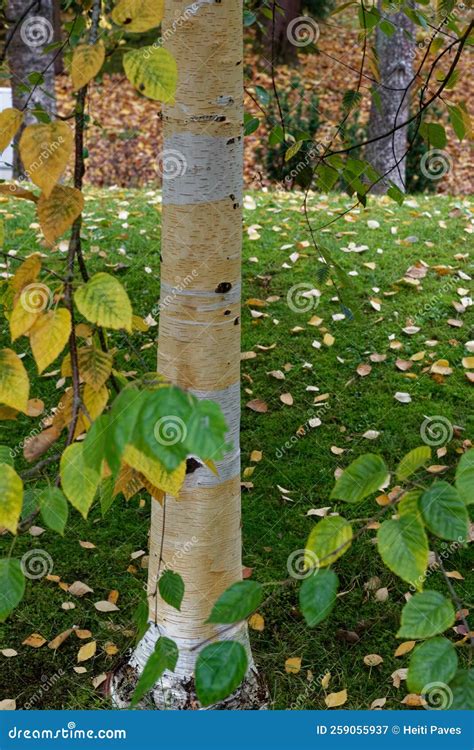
(110, 624), (269, 710)
(110, 661), (268, 710)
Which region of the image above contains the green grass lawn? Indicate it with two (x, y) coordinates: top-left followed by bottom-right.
(0, 188), (472, 710)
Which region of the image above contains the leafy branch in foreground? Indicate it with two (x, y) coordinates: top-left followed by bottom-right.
(190, 447), (472, 707)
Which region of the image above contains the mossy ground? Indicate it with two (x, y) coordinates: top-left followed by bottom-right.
(0, 189), (472, 709)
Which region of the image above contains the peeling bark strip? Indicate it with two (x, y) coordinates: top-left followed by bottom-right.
(366, 2), (415, 194)
(115, 1), (260, 708)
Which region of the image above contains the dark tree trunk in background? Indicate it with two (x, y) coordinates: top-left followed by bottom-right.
(366, 2), (415, 193)
(52, 0), (64, 75)
(263, 0), (302, 65)
(6, 0), (57, 177)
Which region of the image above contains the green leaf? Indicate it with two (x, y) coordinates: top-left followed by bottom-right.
(455, 449), (474, 505)
(330, 454), (389, 503)
(299, 569), (338, 627)
(134, 598), (149, 645)
(422, 122), (447, 149)
(82, 414), (108, 475)
(243, 115), (259, 136)
(130, 637), (178, 707)
(158, 570), (185, 611)
(74, 272), (133, 332)
(60, 442), (101, 519)
(0, 445), (14, 466)
(123, 46), (177, 103)
(0, 463), (23, 534)
(420, 482), (468, 541)
(407, 637), (458, 694)
(305, 516), (353, 568)
(397, 591), (455, 639)
(377, 514), (428, 590)
(195, 641), (247, 707)
(285, 140), (303, 162)
(38, 487), (68, 535)
(396, 446), (431, 480)
(99, 477), (115, 516)
(243, 10), (256, 26)
(0, 558), (25, 622)
(268, 124), (284, 146)
(448, 104), (466, 141)
(207, 581), (263, 624)
(387, 184), (404, 206)
(254, 85), (270, 106)
(449, 669), (474, 709)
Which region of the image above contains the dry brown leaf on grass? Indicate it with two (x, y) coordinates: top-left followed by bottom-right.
(246, 399), (268, 413)
(363, 654), (383, 667)
(68, 580), (94, 597)
(0, 699), (16, 710)
(394, 641), (416, 657)
(284, 657), (301, 674)
(94, 600), (119, 613)
(22, 633), (46, 648)
(77, 641), (97, 663)
(248, 613), (265, 632)
(48, 629), (73, 650)
(325, 689), (348, 708)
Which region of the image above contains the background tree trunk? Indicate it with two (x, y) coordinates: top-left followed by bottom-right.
(6, 0), (57, 177)
(366, 2), (415, 193)
(112, 0), (263, 709)
(263, 0), (302, 65)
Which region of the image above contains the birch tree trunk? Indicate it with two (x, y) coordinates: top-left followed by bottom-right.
(6, 0), (57, 177)
(112, 0), (263, 709)
(366, 2), (415, 193)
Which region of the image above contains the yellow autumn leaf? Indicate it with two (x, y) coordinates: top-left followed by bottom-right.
(284, 656), (301, 674)
(77, 640), (97, 663)
(30, 308), (71, 373)
(10, 253), (41, 294)
(37, 186), (84, 244)
(0, 108), (23, 153)
(248, 613), (265, 631)
(325, 689), (348, 708)
(9, 298), (41, 341)
(394, 641), (416, 657)
(0, 348), (29, 412)
(71, 40), (106, 91)
(123, 46), (177, 103)
(111, 0), (164, 32)
(113, 463), (144, 501)
(79, 347), (113, 390)
(74, 272), (132, 331)
(0, 463), (23, 534)
(19, 121), (73, 198)
(122, 444), (186, 497)
(83, 383), (109, 425)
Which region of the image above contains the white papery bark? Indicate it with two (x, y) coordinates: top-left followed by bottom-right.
(112, 0), (264, 709)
